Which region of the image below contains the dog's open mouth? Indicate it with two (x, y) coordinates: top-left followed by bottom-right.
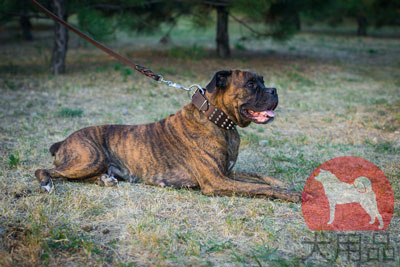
(241, 103), (277, 124)
(242, 109), (274, 123)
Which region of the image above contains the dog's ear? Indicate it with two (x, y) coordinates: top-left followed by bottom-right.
(206, 70), (232, 93)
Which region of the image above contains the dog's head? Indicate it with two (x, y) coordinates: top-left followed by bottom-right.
(205, 70), (278, 127)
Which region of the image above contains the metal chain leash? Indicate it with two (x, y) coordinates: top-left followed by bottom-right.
(158, 76), (205, 97)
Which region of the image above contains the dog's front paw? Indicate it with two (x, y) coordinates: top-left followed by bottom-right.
(96, 174), (118, 187)
(40, 182), (53, 193)
(291, 191), (302, 202)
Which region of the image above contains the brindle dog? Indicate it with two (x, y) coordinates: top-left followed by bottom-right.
(35, 70), (301, 202)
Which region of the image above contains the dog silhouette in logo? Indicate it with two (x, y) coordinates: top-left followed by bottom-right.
(315, 169), (383, 229)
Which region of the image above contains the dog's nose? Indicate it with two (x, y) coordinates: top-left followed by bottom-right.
(266, 88), (277, 95)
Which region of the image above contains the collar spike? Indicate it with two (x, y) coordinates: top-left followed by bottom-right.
(192, 89), (235, 130)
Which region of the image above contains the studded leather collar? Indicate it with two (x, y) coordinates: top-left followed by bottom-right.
(191, 89), (236, 130)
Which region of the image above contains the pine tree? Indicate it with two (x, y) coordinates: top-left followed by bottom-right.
(0, 0), (49, 40)
(303, 0), (400, 36)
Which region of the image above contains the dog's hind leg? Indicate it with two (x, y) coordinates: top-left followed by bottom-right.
(107, 165), (139, 183)
(100, 165), (141, 185)
(35, 140), (107, 192)
(95, 165), (138, 186)
(95, 174), (118, 187)
(35, 160), (107, 192)
(35, 169), (54, 192)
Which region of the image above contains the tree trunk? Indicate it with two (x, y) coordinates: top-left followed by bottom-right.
(216, 6), (230, 58)
(357, 16), (367, 36)
(294, 12), (301, 31)
(19, 4), (33, 41)
(19, 15), (33, 41)
(51, 0), (68, 74)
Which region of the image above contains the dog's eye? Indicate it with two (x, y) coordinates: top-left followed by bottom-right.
(247, 81), (255, 88)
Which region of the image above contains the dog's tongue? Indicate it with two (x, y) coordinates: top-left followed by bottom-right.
(248, 110), (275, 117)
(248, 109), (275, 122)
(248, 110), (274, 122)
(265, 110), (275, 117)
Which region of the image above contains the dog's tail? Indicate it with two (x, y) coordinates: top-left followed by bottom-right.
(353, 177), (373, 193)
(49, 141), (64, 156)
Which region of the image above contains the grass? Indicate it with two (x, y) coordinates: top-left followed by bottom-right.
(57, 108), (84, 118)
(7, 153), (21, 169)
(167, 45), (208, 61)
(0, 19), (399, 266)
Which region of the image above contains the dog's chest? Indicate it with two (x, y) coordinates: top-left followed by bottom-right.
(224, 129), (240, 173)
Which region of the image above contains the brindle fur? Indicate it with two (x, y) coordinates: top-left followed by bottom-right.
(35, 70), (300, 202)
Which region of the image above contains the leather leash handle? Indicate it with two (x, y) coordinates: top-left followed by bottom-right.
(30, 0), (161, 81)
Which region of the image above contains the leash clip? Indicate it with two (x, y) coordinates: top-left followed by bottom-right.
(159, 76), (190, 91)
(159, 76), (204, 98)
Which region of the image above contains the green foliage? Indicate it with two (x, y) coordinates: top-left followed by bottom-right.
(46, 227), (94, 253)
(263, 0), (304, 40)
(232, 0), (303, 40)
(303, 0), (400, 34)
(234, 42), (247, 51)
(373, 0), (400, 27)
(0, 0), (14, 23)
(25, 219), (102, 261)
(189, 6), (214, 29)
(0, 0), (38, 24)
(232, 0), (271, 22)
(57, 108), (84, 118)
(368, 49), (378, 54)
(364, 140), (399, 153)
(121, 67), (134, 82)
(116, 0), (191, 34)
(7, 153), (20, 169)
(114, 63), (134, 81)
(113, 63), (123, 71)
(77, 9), (115, 41)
